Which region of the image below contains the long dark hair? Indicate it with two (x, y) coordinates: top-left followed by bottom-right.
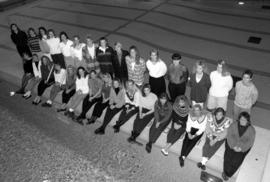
(76, 66), (87, 79)
(238, 112), (251, 126)
(59, 31), (69, 42)
(10, 23), (20, 34)
(157, 92), (169, 108)
(129, 45), (140, 64)
(38, 26), (47, 39)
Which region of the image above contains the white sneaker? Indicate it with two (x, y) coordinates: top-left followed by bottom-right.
(161, 148), (169, 156)
(10, 91), (15, 96)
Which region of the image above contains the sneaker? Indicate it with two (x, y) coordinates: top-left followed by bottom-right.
(179, 157), (185, 167)
(113, 125), (120, 133)
(145, 143), (152, 153)
(161, 148), (169, 156)
(127, 136), (135, 143)
(10, 91), (15, 96)
(94, 127), (105, 135)
(75, 116), (84, 125)
(86, 118), (95, 125)
(222, 172), (229, 181)
(197, 162), (206, 170)
(42, 102), (52, 107)
(57, 108), (66, 112)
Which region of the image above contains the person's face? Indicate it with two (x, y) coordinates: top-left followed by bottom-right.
(100, 39), (107, 48)
(78, 69), (85, 77)
(150, 52), (158, 62)
(90, 72), (96, 79)
(215, 112), (224, 121)
(143, 88), (151, 96)
(196, 65), (203, 74)
(86, 38), (93, 46)
(67, 67), (74, 75)
(179, 99), (185, 107)
(160, 97), (167, 105)
(29, 30), (35, 37)
(33, 56), (39, 62)
(193, 107), (201, 117)
(239, 116), (248, 126)
(11, 25), (18, 32)
(74, 37), (80, 45)
(61, 34), (67, 42)
(40, 29), (45, 36)
(130, 49), (136, 59)
(242, 74), (251, 85)
(173, 59), (180, 65)
(115, 43), (122, 52)
(126, 81), (133, 90)
(42, 57), (48, 65)
(217, 64), (223, 73)
(55, 64), (61, 71)
(113, 80), (120, 88)
(48, 31), (54, 39)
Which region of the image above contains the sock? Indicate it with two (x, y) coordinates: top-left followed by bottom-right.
(69, 108), (74, 112)
(201, 157), (208, 165)
(47, 100), (52, 104)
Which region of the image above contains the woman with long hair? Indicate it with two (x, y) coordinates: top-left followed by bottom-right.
(146, 49), (167, 97)
(222, 112), (255, 181)
(10, 23), (31, 58)
(207, 60), (233, 111)
(125, 45), (146, 87)
(179, 104), (208, 167)
(59, 31), (74, 67)
(94, 78), (125, 135)
(161, 95), (190, 156)
(145, 93), (172, 153)
(189, 60), (211, 108)
(197, 107), (232, 170)
(71, 35), (86, 68)
(127, 84), (158, 143)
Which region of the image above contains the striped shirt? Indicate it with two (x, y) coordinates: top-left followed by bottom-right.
(28, 36), (41, 53)
(126, 56), (146, 86)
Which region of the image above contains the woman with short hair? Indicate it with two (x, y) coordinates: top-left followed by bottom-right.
(27, 28), (42, 57)
(82, 35), (99, 73)
(71, 35), (86, 68)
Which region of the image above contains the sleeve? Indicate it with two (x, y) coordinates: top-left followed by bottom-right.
(251, 85), (259, 105)
(205, 74), (211, 90)
(181, 66), (189, 83)
(196, 115), (208, 135)
(159, 103), (173, 124)
(205, 116), (212, 137)
(226, 75), (233, 92)
(59, 69), (66, 85)
(216, 128), (228, 141)
(115, 89), (125, 108)
(75, 78), (79, 91)
(239, 127), (256, 152)
(186, 115), (191, 133)
(154, 102), (160, 122)
(142, 59), (146, 72)
(11, 34), (17, 45)
(133, 91), (140, 107)
(109, 88), (114, 105)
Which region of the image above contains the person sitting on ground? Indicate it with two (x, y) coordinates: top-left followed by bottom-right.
(64, 67), (89, 119)
(127, 84), (158, 143)
(94, 78), (125, 135)
(74, 70), (103, 124)
(113, 80), (140, 133)
(145, 93), (172, 153)
(23, 54), (42, 99)
(10, 52), (34, 96)
(42, 63), (66, 107)
(57, 65), (76, 112)
(197, 107), (232, 170)
(161, 95), (190, 156)
(32, 55), (54, 105)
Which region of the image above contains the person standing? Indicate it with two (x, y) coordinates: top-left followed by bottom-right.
(161, 95), (190, 156)
(145, 93), (172, 153)
(127, 84), (158, 143)
(126, 46), (146, 88)
(112, 42), (129, 83)
(167, 53), (189, 101)
(113, 80), (140, 133)
(10, 23), (31, 58)
(59, 31), (74, 67)
(46, 29), (66, 68)
(71, 35), (86, 68)
(146, 49), (167, 97)
(42, 63), (66, 107)
(75, 70), (103, 124)
(38, 27), (51, 59)
(179, 104), (208, 167)
(189, 60), (211, 108)
(94, 78), (125, 134)
(233, 70), (258, 120)
(197, 107), (232, 170)
(222, 112), (255, 181)
(207, 60), (233, 111)
(27, 28), (42, 57)
(82, 35), (99, 73)
(96, 37), (114, 76)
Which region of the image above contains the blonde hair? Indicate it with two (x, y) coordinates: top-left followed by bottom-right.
(192, 60), (209, 74)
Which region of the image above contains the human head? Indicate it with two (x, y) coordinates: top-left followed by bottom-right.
(60, 31), (69, 42)
(38, 27), (47, 38)
(47, 29), (56, 39)
(10, 23), (19, 34)
(102, 73), (112, 85)
(32, 54), (39, 62)
(41, 55), (50, 65)
(27, 28), (37, 38)
(192, 60), (208, 74)
(150, 49), (159, 62)
(238, 112), (251, 126)
(177, 95), (189, 107)
(77, 66), (87, 78)
(191, 104), (203, 117)
(67, 65), (75, 76)
(172, 53), (181, 65)
(214, 107), (226, 123)
(125, 80), (135, 90)
(217, 60), (229, 76)
(129, 45), (140, 62)
(86, 35), (93, 46)
(90, 70), (97, 79)
(54, 63), (61, 71)
(73, 35), (80, 45)
(99, 37), (108, 48)
(142, 83), (151, 97)
(114, 42), (122, 52)
(242, 69), (253, 85)
(113, 78), (121, 88)
(159, 92), (168, 105)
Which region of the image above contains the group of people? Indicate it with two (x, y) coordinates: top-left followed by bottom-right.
(10, 23), (259, 181)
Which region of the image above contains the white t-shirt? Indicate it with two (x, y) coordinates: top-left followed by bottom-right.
(59, 40), (73, 57)
(71, 43), (86, 61)
(76, 75), (89, 94)
(139, 92), (158, 111)
(146, 59), (167, 78)
(46, 37), (61, 54)
(186, 114), (208, 136)
(54, 69), (66, 85)
(87, 45), (96, 59)
(209, 70), (233, 97)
